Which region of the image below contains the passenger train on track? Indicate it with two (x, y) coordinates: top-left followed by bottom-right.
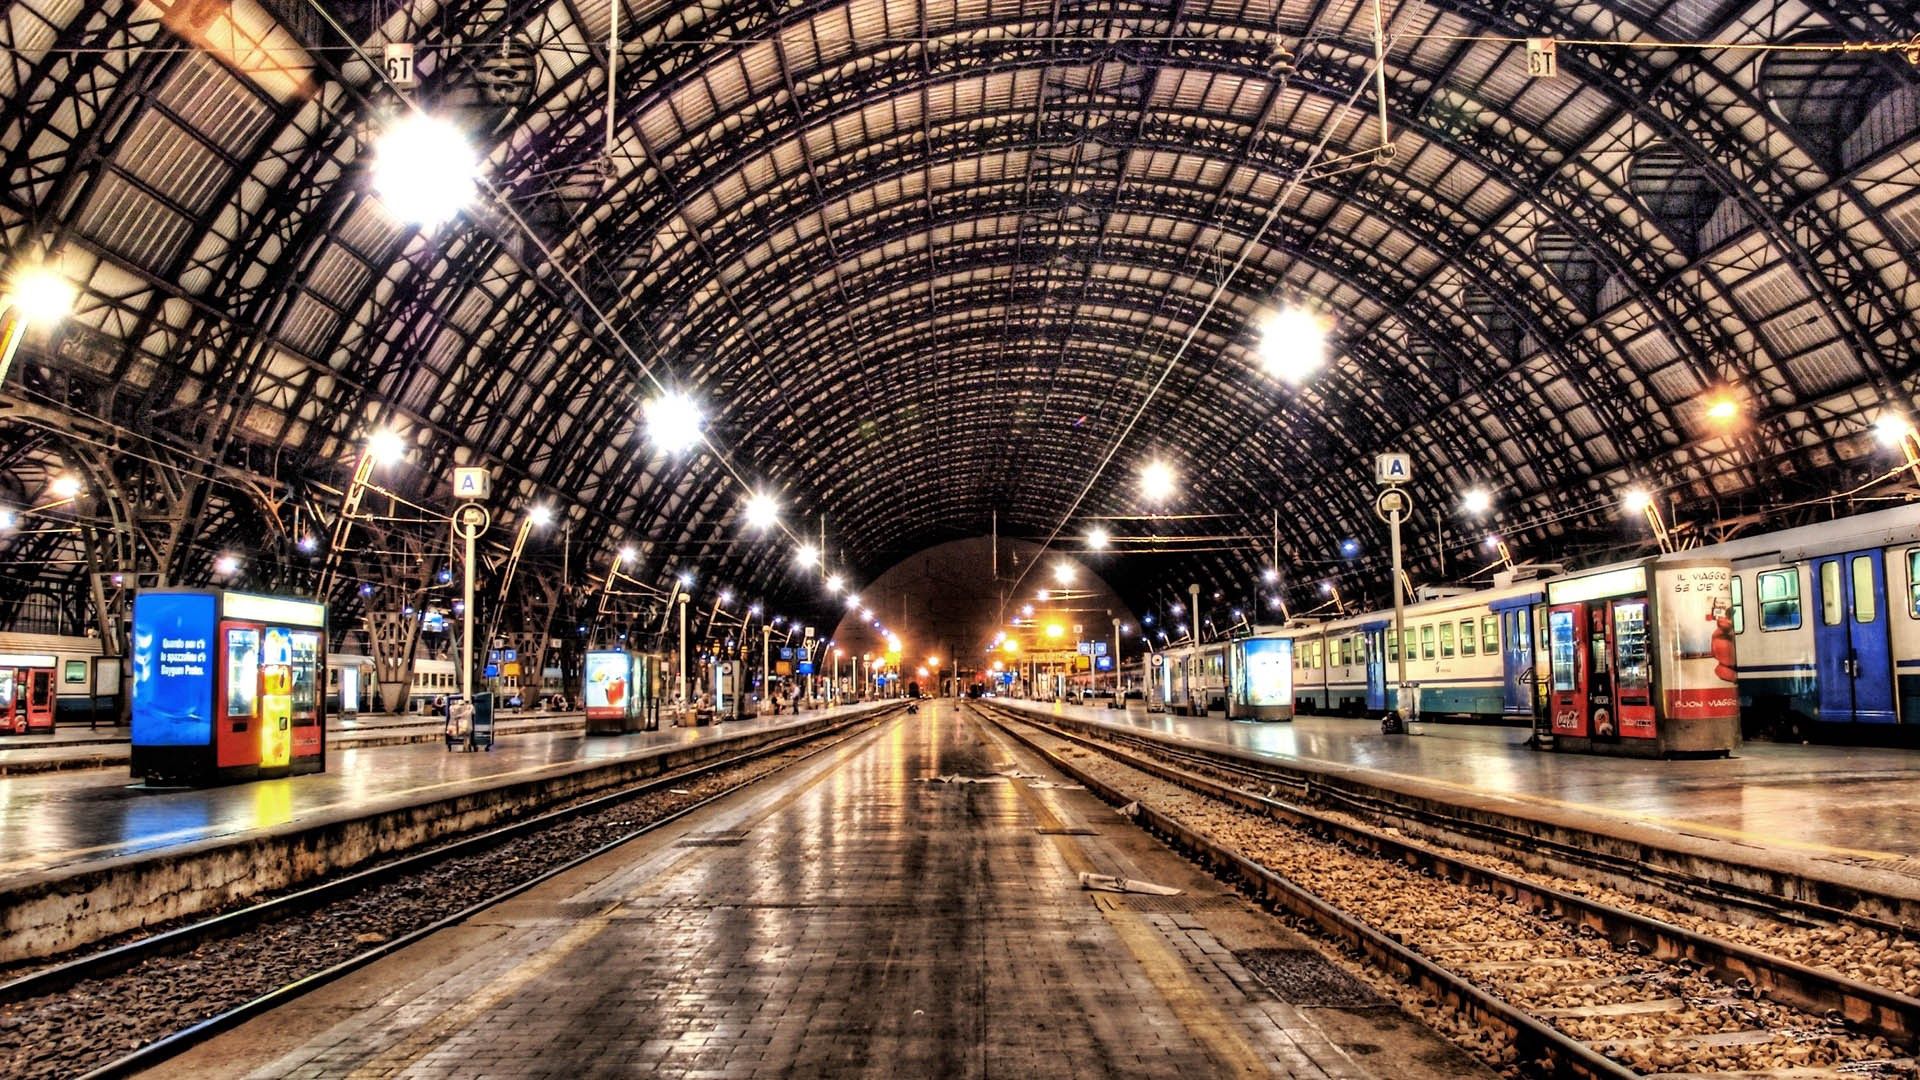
(1131, 503), (1920, 748)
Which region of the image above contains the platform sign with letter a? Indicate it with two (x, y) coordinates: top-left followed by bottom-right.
(452, 467), (491, 501)
(1374, 452), (1411, 485)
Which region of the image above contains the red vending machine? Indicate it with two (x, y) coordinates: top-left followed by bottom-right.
(1543, 557), (1737, 758)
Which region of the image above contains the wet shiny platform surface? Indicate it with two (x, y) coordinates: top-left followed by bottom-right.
(0, 706), (870, 884)
(152, 702), (1483, 1080)
(1002, 699), (1920, 866)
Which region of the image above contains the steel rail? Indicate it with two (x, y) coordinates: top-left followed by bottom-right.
(976, 702), (1920, 1073)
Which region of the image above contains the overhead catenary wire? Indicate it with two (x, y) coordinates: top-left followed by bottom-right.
(995, 1), (1401, 632)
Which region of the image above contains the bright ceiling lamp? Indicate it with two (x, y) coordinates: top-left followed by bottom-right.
(1053, 562), (1075, 584)
(742, 491), (780, 531)
(5, 264), (76, 326)
(1460, 487), (1493, 515)
(795, 542), (820, 568)
(366, 428), (407, 466)
(1086, 525), (1110, 550)
(1139, 459), (1176, 502)
(371, 112), (483, 227)
(1256, 306), (1330, 384)
(644, 390), (704, 454)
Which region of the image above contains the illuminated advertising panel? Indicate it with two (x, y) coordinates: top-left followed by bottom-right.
(1237, 637), (1293, 707)
(1654, 562), (1738, 722)
(584, 651), (632, 719)
(131, 592), (218, 746)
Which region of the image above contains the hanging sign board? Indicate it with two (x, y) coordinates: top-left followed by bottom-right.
(1526, 38), (1558, 78)
(384, 42), (417, 88)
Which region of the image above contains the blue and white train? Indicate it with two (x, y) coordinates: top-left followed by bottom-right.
(1282, 503), (1920, 746)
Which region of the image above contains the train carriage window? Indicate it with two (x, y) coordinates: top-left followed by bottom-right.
(1404, 628), (1416, 657)
(1757, 569), (1802, 631)
(1439, 622), (1455, 658)
(64, 660), (86, 684)
(1909, 550), (1920, 618)
(1820, 561), (1843, 626)
(1460, 619), (1476, 657)
(1852, 556), (1876, 623)
(1731, 576), (1746, 634)
(1421, 625), (1435, 660)
(1387, 633), (1399, 662)
(1483, 615), (1499, 653)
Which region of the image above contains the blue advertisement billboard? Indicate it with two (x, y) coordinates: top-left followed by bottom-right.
(131, 592), (218, 747)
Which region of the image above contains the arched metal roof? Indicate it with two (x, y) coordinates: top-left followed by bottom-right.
(1, 0), (1917, 635)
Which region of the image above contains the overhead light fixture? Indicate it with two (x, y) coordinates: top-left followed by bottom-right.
(1622, 488), (1654, 515)
(1704, 393), (1740, 423)
(1875, 413), (1914, 447)
(213, 553), (241, 577)
(743, 491), (779, 530)
(1139, 459), (1176, 502)
(1261, 567), (1279, 583)
(617, 544), (638, 562)
(47, 474), (81, 500)
(5, 264), (77, 326)
(795, 543), (820, 568)
(825, 574), (845, 594)
(297, 535), (319, 554)
(643, 390), (703, 454)
(1053, 562), (1075, 585)
(370, 112), (482, 227)
(1460, 487), (1493, 515)
(1086, 525), (1110, 549)
(1256, 306), (1330, 384)
(366, 428), (407, 465)
(527, 504), (555, 528)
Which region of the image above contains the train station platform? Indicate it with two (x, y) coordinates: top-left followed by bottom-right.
(0, 704), (871, 884)
(991, 698), (1920, 919)
(0, 708), (588, 776)
(150, 700), (1485, 1080)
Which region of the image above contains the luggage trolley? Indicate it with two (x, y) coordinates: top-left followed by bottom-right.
(444, 691), (496, 751)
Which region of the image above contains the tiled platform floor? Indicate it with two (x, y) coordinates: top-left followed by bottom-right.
(150, 701), (1486, 1079)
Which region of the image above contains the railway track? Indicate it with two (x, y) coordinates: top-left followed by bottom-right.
(972, 702), (1920, 1078)
(1081, 719), (1904, 939)
(0, 705), (904, 1079)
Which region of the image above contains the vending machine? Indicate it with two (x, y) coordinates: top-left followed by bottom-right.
(132, 589), (328, 784)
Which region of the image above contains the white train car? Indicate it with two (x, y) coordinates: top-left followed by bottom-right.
(0, 632), (117, 732)
(1703, 503), (1920, 742)
(1286, 580), (1545, 721)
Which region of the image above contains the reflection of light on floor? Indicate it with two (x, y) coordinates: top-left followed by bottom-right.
(253, 778), (295, 828)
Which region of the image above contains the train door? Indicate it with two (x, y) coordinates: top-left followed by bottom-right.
(1499, 605), (1535, 720)
(1547, 605), (1588, 737)
(23, 669), (54, 732)
(1364, 628), (1386, 711)
(1811, 551), (1897, 724)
